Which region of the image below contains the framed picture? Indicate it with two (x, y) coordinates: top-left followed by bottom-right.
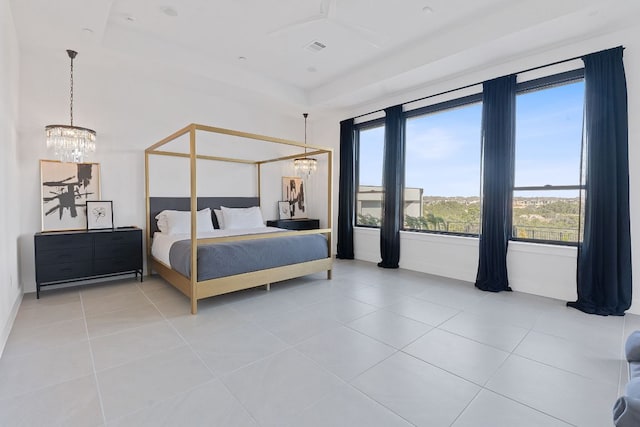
(40, 160), (101, 231)
(278, 201), (290, 220)
(86, 201), (114, 230)
(282, 176), (306, 219)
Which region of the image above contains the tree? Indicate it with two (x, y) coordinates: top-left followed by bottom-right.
(425, 212), (446, 230)
(358, 214), (380, 226)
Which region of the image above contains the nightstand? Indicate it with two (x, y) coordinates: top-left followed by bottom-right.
(266, 219), (320, 230)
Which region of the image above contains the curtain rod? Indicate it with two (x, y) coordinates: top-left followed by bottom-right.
(351, 45), (624, 121)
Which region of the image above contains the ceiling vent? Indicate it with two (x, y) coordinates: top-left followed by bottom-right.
(305, 41), (327, 53)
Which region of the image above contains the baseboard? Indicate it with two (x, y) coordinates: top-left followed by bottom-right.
(0, 291), (23, 358)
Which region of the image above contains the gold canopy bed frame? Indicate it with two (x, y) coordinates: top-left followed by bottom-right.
(145, 123), (333, 314)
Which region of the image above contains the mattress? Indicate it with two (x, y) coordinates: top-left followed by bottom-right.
(152, 228), (328, 281)
(151, 227), (282, 266)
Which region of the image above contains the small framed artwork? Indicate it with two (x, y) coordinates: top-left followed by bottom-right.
(41, 160), (101, 231)
(86, 200), (114, 230)
(278, 201), (290, 220)
(282, 176), (307, 219)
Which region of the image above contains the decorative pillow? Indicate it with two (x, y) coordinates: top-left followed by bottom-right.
(214, 209), (225, 229)
(155, 211), (170, 233)
(626, 378), (640, 398)
(220, 206), (264, 229)
(626, 331), (640, 362)
(156, 217), (169, 233)
(155, 208), (214, 235)
(614, 396), (640, 427)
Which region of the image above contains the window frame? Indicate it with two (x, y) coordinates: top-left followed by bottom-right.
(511, 68), (585, 246)
(354, 118), (385, 229)
(402, 92), (483, 237)
(351, 69), (586, 244)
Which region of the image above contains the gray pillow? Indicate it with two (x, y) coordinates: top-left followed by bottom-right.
(630, 363), (640, 382)
(614, 396), (640, 427)
(626, 378), (640, 398)
(626, 331), (640, 362)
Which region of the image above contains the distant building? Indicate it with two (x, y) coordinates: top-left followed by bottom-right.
(357, 186), (423, 219)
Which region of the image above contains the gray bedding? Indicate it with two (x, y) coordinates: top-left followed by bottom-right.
(169, 233), (328, 281)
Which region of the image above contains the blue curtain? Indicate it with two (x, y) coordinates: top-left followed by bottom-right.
(475, 75), (516, 292)
(568, 46), (631, 316)
(378, 105), (404, 268)
(337, 118), (355, 259)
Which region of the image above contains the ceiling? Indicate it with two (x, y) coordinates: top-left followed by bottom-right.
(9, 0), (640, 113)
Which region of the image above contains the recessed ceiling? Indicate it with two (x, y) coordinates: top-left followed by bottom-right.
(9, 0), (640, 112)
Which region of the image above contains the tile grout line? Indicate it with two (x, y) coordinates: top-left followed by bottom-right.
(479, 322), (580, 427)
(396, 347), (489, 389)
(381, 305), (460, 329)
(344, 385), (419, 427)
(346, 348), (446, 426)
(434, 324), (524, 354)
(136, 284), (263, 427)
(504, 350), (621, 386)
(446, 387), (483, 427)
(289, 344), (421, 426)
(393, 306), (575, 425)
(340, 317), (426, 422)
(78, 291), (108, 426)
(476, 388), (579, 427)
(347, 298), (531, 391)
(140, 278), (407, 425)
(446, 307), (578, 427)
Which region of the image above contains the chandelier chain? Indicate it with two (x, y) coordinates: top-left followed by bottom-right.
(303, 112), (308, 155)
(69, 54), (74, 126)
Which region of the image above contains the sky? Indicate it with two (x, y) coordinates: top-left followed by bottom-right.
(358, 80), (585, 198)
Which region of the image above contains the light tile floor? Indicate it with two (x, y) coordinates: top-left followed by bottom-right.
(0, 259), (633, 426)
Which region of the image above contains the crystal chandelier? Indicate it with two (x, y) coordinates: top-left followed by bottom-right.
(45, 50), (96, 163)
(293, 113), (317, 175)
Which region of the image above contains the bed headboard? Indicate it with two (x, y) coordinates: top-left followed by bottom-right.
(149, 196), (260, 234)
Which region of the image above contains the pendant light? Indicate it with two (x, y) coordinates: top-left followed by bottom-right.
(45, 49), (96, 163)
(293, 113), (317, 175)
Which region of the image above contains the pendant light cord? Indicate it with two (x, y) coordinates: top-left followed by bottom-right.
(70, 55), (74, 126)
(303, 113), (308, 156)
(67, 50), (78, 126)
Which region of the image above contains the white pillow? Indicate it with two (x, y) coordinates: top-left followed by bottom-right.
(155, 208), (214, 235)
(220, 206), (264, 229)
(214, 209), (225, 229)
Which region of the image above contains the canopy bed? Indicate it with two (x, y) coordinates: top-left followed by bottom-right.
(145, 124), (333, 314)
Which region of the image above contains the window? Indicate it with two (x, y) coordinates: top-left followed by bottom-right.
(355, 121), (385, 227)
(513, 70), (585, 244)
(403, 95), (482, 235)
(351, 69), (584, 245)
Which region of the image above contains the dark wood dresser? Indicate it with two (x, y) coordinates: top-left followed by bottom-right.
(34, 227), (143, 298)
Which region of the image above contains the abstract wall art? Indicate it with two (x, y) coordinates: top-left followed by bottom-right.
(282, 176), (306, 219)
(40, 160), (101, 231)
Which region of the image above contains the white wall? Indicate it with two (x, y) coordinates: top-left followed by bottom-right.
(16, 47), (327, 294)
(0, 0), (22, 355)
(317, 24), (640, 313)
